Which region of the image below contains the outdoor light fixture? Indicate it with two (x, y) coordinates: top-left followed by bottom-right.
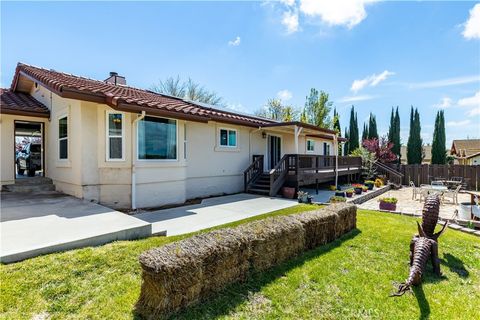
(262, 131), (266, 139)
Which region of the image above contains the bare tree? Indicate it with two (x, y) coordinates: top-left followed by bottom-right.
(255, 99), (299, 121)
(151, 76), (224, 106)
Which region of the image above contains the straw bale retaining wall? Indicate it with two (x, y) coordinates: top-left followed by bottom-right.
(136, 203), (356, 319)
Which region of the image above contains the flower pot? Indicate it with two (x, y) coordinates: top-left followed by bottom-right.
(379, 202), (397, 211)
(282, 187), (295, 199)
(354, 187), (363, 195)
(365, 183), (374, 190)
(346, 192), (353, 198)
(335, 191), (345, 197)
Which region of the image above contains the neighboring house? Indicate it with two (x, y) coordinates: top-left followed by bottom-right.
(0, 63), (357, 209)
(450, 139), (480, 165)
(400, 145), (432, 164)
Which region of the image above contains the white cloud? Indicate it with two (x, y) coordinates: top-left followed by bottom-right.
(447, 120), (471, 127)
(463, 3), (480, 40)
(299, 0), (377, 29)
(281, 0), (296, 6)
(338, 94), (376, 102)
(467, 107), (480, 116)
(282, 10), (299, 34)
(228, 36), (241, 46)
(433, 97), (453, 109)
(350, 70), (395, 93)
(277, 89), (293, 101)
(409, 75), (480, 89)
(458, 91), (480, 107)
(225, 103), (248, 113)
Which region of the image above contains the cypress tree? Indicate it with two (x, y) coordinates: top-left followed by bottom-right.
(348, 106), (359, 152)
(393, 107), (401, 163)
(362, 123), (369, 141)
(333, 108), (342, 154)
(368, 113), (378, 139)
(344, 127), (350, 155)
(431, 110), (446, 164)
(388, 108), (395, 142)
(408, 107), (423, 164)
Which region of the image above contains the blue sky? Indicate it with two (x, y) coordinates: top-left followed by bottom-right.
(2, 1), (479, 146)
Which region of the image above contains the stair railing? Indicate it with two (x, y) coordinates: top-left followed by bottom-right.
(243, 155), (264, 192)
(372, 160), (404, 185)
(269, 154), (292, 196)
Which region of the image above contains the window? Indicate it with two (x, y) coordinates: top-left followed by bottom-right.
(307, 139), (315, 152)
(219, 129), (237, 147)
(58, 116), (68, 159)
(107, 112), (124, 160)
(138, 116), (177, 160)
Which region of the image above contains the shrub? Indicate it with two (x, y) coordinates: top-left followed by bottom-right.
(329, 196), (347, 203)
(374, 178), (383, 188)
(378, 197), (397, 204)
(364, 180), (374, 185)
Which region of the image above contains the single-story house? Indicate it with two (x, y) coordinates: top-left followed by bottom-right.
(1, 63), (358, 209)
(450, 139), (480, 165)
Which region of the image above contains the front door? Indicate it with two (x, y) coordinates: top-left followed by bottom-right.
(268, 135), (281, 170)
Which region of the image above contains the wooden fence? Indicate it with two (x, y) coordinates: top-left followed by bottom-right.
(385, 164), (480, 191)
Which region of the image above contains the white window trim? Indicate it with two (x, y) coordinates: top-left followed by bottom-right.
(218, 127), (238, 148)
(58, 114), (68, 161)
(306, 139), (315, 153)
(136, 115), (179, 162)
(106, 111), (126, 161)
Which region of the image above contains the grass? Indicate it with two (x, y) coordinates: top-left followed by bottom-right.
(1, 205), (479, 320)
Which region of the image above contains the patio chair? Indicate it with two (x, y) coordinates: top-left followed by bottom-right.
(431, 181), (444, 186)
(410, 181), (420, 200)
(418, 185), (430, 202)
(442, 185), (462, 205)
(451, 176), (463, 183)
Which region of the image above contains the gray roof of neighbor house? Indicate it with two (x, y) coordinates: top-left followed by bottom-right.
(450, 139), (480, 158)
(0, 88), (50, 118)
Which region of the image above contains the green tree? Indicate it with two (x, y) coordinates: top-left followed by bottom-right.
(255, 99), (298, 122)
(344, 127), (350, 155)
(407, 107), (423, 164)
(362, 123), (369, 141)
(303, 89), (332, 128)
(431, 110), (446, 164)
(387, 107), (402, 163)
(367, 113), (378, 139)
(151, 76), (224, 105)
(333, 108), (342, 154)
(348, 106), (359, 152)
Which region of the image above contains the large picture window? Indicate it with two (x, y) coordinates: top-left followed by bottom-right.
(219, 128), (237, 147)
(58, 116), (68, 159)
(138, 116), (177, 160)
(107, 112), (124, 160)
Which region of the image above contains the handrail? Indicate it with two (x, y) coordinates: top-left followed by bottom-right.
(243, 155), (264, 192)
(269, 154), (291, 196)
(371, 159), (403, 185)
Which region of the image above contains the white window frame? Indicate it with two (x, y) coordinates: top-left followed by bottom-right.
(218, 128), (238, 148)
(106, 111), (125, 161)
(306, 139), (315, 153)
(136, 115), (178, 162)
(58, 114), (68, 160)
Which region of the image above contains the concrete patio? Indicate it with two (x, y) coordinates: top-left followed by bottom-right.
(134, 193), (298, 236)
(0, 192), (152, 263)
(358, 187), (472, 219)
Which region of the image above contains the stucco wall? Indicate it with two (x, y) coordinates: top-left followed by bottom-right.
(0, 114), (48, 185)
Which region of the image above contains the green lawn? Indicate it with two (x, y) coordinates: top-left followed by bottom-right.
(1, 205), (479, 320)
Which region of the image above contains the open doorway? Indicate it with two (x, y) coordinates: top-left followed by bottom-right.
(14, 121), (44, 179)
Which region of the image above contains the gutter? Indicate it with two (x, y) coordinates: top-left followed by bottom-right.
(131, 111), (146, 210)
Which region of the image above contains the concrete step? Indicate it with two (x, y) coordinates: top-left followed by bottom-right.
(2, 183), (56, 193)
(13, 176), (53, 185)
(247, 188), (270, 195)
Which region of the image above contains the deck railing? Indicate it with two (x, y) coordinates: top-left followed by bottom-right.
(243, 155), (264, 192)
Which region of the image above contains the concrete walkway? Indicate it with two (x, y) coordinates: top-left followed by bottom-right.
(1, 192), (151, 263)
(134, 193), (298, 236)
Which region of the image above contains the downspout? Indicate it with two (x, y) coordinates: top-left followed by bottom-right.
(334, 134), (339, 188)
(131, 111), (146, 210)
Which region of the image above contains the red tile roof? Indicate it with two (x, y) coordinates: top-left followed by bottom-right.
(11, 63), (275, 127)
(0, 88), (50, 118)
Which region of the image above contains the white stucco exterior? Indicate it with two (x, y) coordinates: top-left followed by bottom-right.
(1, 84), (337, 209)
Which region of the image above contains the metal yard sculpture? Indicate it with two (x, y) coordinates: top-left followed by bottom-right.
(391, 194), (450, 297)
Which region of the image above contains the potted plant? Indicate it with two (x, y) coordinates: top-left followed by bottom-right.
(282, 187), (295, 199)
(335, 191), (346, 197)
(345, 188), (354, 198)
(379, 197), (398, 211)
(362, 186), (368, 193)
(329, 185), (338, 191)
(364, 180), (375, 190)
(329, 196), (347, 203)
(297, 191), (309, 203)
(374, 178), (383, 188)
(352, 184), (363, 195)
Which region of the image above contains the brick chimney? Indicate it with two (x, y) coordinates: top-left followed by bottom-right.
(104, 71), (126, 85)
